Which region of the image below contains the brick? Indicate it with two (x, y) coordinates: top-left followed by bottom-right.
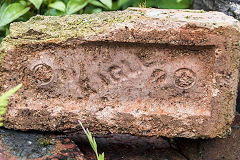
(1, 8), (240, 138)
(176, 113), (240, 160)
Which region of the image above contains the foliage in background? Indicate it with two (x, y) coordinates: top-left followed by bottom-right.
(78, 120), (104, 160)
(0, 0), (193, 47)
(0, 84), (22, 126)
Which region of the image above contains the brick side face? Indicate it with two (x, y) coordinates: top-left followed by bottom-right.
(1, 8), (240, 138)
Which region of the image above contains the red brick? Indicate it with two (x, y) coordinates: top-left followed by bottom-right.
(1, 8), (239, 138)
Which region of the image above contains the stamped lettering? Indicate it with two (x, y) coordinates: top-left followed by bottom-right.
(174, 68), (196, 89)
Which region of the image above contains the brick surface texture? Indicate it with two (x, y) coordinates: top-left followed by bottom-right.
(1, 8), (240, 138)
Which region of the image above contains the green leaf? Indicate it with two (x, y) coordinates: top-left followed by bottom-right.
(0, 110), (6, 115)
(66, 0), (88, 14)
(48, 8), (57, 16)
(84, 4), (102, 14)
(86, 129), (96, 152)
(0, 36), (4, 49)
(56, 10), (66, 16)
(43, 0), (49, 5)
(0, 108), (7, 112)
(49, 1), (66, 12)
(117, 0), (128, 8)
(89, 0), (107, 9)
(0, 84), (22, 108)
(0, 122), (3, 127)
(99, 0), (112, 9)
(29, 0), (43, 9)
(91, 8), (102, 13)
(92, 137), (97, 152)
(0, 3), (30, 27)
(0, 2), (8, 18)
(0, 36), (3, 61)
(0, 26), (5, 31)
(19, 0), (27, 7)
(98, 153), (104, 160)
(155, 0), (191, 9)
(78, 120), (104, 160)
(111, 1), (118, 10)
(5, 27), (9, 36)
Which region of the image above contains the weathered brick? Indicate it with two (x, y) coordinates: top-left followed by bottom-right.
(1, 8), (240, 138)
(175, 113), (240, 160)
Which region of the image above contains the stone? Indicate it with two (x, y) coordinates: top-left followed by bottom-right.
(0, 128), (85, 160)
(71, 134), (187, 160)
(1, 8), (240, 138)
(175, 113), (240, 160)
(193, 0), (240, 20)
(236, 81), (240, 113)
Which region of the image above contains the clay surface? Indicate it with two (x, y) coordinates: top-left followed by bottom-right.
(1, 8), (240, 138)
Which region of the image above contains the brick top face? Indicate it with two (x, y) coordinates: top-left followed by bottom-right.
(1, 8), (240, 138)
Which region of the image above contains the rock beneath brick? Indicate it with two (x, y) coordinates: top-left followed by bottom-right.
(1, 8), (240, 138)
(232, 113), (240, 126)
(175, 113), (240, 160)
(0, 128), (85, 160)
(236, 82), (240, 113)
(70, 134), (170, 151)
(71, 134), (186, 160)
(193, 0), (240, 20)
(84, 148), (187, 160)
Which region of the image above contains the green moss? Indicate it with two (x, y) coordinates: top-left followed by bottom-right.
(31, 15), (45, 21)
(199, 10), (206, 13)
(0, 10), (138, 48)
(1, 9), (238, 51)
(183, 10), (206, 13)
(39, 137), (53, 146)
(139, 11), (145, 16)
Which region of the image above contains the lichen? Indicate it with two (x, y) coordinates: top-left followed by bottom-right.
(1, 8), (239, 52)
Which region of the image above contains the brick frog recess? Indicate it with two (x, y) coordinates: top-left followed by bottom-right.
(1, 8), (240, 138)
